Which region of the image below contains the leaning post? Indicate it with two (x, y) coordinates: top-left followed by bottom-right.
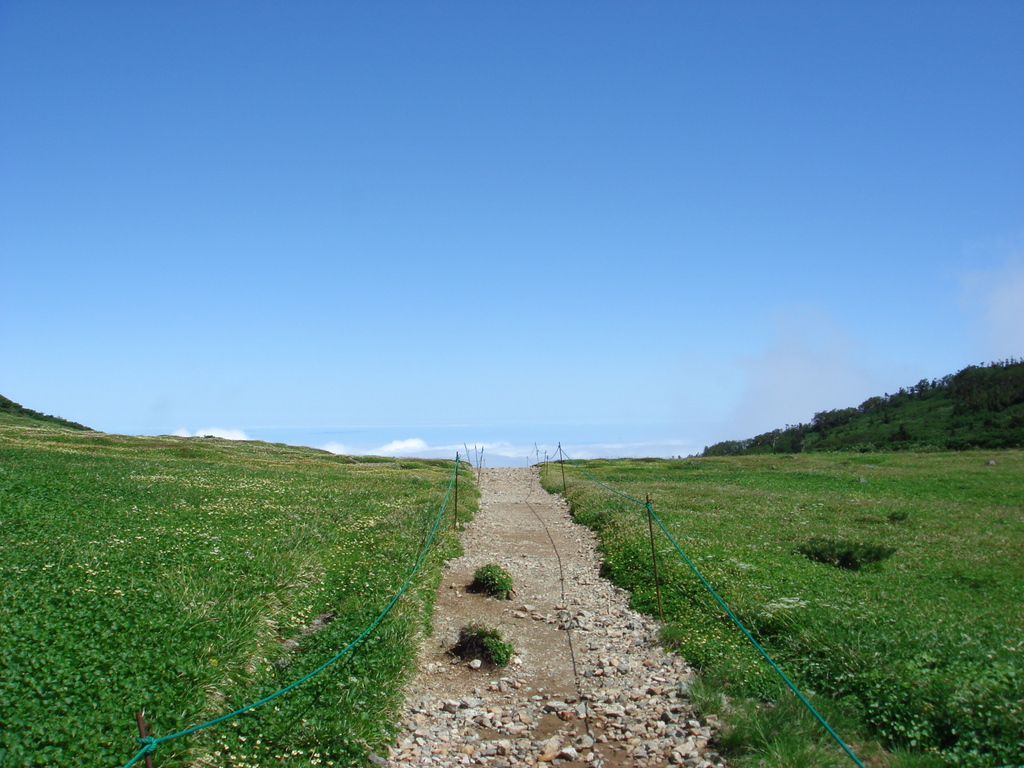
(646, 494), (665, 623)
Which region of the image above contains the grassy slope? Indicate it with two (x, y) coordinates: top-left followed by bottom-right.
(0, 394), (90, 431)
(542, 453), (1024, 767)
(0, 414), (477, 767)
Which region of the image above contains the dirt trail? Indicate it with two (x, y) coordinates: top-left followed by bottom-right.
(387, 467), (725, 768)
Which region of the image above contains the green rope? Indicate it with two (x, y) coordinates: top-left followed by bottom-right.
(645, 503), (868, 768)
(121, 457), (461, 768)
(558, 448), (647, 506)
(559, 452), (867, 768)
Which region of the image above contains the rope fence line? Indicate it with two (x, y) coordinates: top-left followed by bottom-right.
(554, 445), (868, 768)
(121, 456), (463, 768)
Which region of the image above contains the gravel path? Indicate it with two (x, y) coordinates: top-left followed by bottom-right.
(385, 468), (727, 768)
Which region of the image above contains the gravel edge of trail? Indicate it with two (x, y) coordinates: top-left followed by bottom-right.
(384, 467), (728, 768)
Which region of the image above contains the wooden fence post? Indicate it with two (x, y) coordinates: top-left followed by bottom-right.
(136, 712), (154, 768)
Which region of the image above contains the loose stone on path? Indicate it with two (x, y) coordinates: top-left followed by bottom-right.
(388, 467), (726, 768)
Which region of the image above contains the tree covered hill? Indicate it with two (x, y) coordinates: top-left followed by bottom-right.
(704, 359), (1024, 456)
(0, 394), (90, 431)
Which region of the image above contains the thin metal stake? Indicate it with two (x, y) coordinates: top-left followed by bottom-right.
(453, 453), (459, 533)
(136, 712), (155, 768)
(558, 443), (568, 496)
(646, 494), (665, 623)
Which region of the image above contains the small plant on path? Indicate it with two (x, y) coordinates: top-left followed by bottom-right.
(469, 563), (514, 599)
(450, 624), (515, 667)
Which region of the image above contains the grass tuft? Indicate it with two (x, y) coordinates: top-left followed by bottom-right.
(450, 624), (515, 667)
(468, 563), (514, 599)
(796, 537), (897, 570)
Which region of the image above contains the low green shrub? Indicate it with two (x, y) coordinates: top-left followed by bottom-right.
(469, 563), (514, 599)
(797, 537), (897, 570)
(450, 624), (514, 667)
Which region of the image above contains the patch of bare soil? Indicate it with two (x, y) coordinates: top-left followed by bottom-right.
(385, 468), (726, 768)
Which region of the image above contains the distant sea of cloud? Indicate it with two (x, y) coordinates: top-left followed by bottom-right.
(212, 423), (701, 467)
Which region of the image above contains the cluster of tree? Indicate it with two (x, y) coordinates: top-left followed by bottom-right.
(703, 359), (1024, 456)
(0, 394), (90, 431)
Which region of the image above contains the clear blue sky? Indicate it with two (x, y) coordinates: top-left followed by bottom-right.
(2, 1), (1022, 463)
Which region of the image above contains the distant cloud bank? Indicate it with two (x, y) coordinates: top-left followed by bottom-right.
(376, 438), (430, 454)
(318, 436), (695, 465)
(320, 436), (438, 458)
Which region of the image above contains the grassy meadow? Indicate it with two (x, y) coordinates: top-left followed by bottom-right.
(0, 415), (476, 767)
(541, 451), (1023, 767)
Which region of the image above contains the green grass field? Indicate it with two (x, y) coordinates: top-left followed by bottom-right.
(0, 415), (476, 767)
(542, 451), (1023, 768)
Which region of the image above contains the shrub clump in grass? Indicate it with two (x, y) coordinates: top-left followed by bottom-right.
(450, 624), (515, 667)
(468, 563), (514, 599)
(797, 537), (897, 570)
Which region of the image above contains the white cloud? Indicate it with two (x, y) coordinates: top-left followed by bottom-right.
(171, 427), (251, 441)
(372, 438), (430, 455)
(962, 255), (1024, 359)
(320, 441), (351, 455)
(723, 308), (882, 439)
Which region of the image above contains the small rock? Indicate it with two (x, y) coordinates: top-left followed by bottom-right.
(539, 737), (561, 762)
(575, 734), (595, 750)
(468, 659), (482, 669)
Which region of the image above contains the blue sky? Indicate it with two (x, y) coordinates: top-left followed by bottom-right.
(2, 1), (1022, 464)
